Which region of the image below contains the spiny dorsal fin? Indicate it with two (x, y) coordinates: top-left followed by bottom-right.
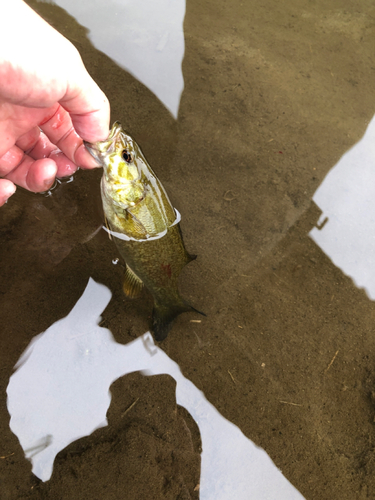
(123, 265), (144, 299)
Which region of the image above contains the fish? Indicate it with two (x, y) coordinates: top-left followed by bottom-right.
(85, 122), (202, 341)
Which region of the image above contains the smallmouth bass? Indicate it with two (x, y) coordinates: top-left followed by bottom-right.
(85, 122), (202, 341)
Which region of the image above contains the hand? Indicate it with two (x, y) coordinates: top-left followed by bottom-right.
(0, 0), (110, 207)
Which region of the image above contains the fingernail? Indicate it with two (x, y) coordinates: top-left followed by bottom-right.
(42, 163), (58, 190)
(0, 183), (16, 206)
(77, 144), (101, 169)
(43, 177), (55, 190)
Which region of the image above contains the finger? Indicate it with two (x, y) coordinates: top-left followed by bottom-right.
(16, 129), (79, 177)
(14, 126), (41, 152)
(2, 140), (79, 182)
(5, 155), (57, 192)
(18, 128), (54, 158)
(73, 143), (101, 170)
(60, 72), (110, 143)
(0, 179), (16, 207)
(0, 103), (58, 157)
(0, 146), (24, 177)
(39, 104), (100, 168)
(49, 150), (79, 177)
(0, 0), (109, 143)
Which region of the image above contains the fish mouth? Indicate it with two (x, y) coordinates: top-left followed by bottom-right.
(108, 121), (123, 139)
(84, 122), (124, 162)
(83, 140), (100, 162)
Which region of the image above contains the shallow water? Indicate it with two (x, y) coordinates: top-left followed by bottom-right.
(7, 279), (304, 498)
(1, 0), (375, 498)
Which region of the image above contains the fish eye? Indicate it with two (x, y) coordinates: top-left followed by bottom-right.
(122, 149), (134, 163)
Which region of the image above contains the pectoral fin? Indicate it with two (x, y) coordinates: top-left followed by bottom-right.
(123, 265), (144, 299)
(125, 209), (148, 238)
(104, 216), (112, 241)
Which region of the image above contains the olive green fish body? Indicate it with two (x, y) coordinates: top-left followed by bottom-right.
(111, 221), (196, 340)
(85, 122), (200, 340)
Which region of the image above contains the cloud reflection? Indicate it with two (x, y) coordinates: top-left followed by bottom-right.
(7, 278), (304, 499)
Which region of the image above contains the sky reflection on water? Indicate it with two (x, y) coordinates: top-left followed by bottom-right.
(48, 0), (185, 117)
(7, 0), (305, 483)
(7, 279), (305, 499)
(310, 114), (375, 300)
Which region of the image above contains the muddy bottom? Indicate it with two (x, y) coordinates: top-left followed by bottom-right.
(1, 0), (375, 498)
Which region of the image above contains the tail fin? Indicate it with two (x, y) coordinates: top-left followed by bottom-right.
(152, 300), (205, 342)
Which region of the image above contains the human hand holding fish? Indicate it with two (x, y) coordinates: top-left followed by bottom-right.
(0, 0), (110, 206)
(0, 1), (202, 339)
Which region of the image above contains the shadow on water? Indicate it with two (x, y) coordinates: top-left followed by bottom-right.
(6, 279), (305, 498)
(2, 0), (375, 498)
(0, 2), (182, 497)
(47, 373), (201, 500)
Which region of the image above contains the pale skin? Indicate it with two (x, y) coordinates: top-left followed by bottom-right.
(0, 0), (110, 206)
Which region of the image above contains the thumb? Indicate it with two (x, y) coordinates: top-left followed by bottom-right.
(59, 63), (110, 143)
(0, 179), (16, 206)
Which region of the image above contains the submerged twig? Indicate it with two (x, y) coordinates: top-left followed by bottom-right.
(280, 401), (302, 407)
(325, 350), (339, 373)
(121, 398), (139, 417)
(228, 370), (236, 384)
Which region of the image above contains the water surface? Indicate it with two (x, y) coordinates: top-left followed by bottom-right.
(1, 0), (375, 498)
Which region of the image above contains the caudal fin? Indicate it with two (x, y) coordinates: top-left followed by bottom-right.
(152, 301), (205, 342)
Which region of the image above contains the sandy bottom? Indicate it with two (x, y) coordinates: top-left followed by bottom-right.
(1, 0), (375, 498)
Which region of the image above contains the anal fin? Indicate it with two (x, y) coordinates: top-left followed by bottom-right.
(123, 265), (144, 299)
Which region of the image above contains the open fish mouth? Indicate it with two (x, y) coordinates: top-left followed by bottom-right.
(84, 122), (124, 162)
(84, 138), (114, 163)
(83, 140), (101, 163)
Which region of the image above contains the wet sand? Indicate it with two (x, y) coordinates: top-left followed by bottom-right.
(1, 0), (375, 498)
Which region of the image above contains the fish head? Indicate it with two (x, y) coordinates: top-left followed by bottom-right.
(84, 122), (145, 207)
